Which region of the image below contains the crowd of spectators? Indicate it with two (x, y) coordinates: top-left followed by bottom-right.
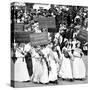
(11, 2), (88, 55)
(11, 3), (88, 30)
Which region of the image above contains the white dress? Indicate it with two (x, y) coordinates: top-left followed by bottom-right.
(40, 48), (49, 84)
(48, 50), (58, 81)
(31, 49), (43, 83)
(40, 58), (49, 84)
(15, 47), (30, 82)
(59, 54), (73, 79)
(52, 51), (60, 76)
(73, 49), (86, 79)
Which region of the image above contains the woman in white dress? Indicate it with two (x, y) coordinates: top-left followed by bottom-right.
(39, 46), (49, 84)
(31, 47), (43, 83)
(73, 43), (86, 79)
(59, 44), (73, 80)
(48, 45), (58, 84)
(14, 43), (30, 82)
(52, 46), (61, 78)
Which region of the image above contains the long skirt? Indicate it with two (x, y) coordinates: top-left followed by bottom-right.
(15, 58), (30, 82)
(73, 57), (86, 79)
(32, 58), (43, 83)
(40, 59), (49, 84)
(59, 56), (73, 79)
(49, 60), (58, 81)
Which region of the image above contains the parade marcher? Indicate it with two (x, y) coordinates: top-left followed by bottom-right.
(15, 43), (30, 82)
(47, 43), (58, 84)
(39, 49), (49, 84)
(73, 42), (86, 80)
(52, 46), (61, 78)
(59, 43), (73, 80)
(53, 35), (62, 77)
(31, 46), (43, 83)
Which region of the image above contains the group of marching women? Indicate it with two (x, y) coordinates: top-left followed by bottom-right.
(12, 33), (87, 84)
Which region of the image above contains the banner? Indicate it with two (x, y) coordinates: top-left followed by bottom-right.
(14, 31), (31, 43)
(34, 17), (56, 29)
(76, 30), (88, 42)
(14, 23), (24, 31)
(30, 32), (49, 46)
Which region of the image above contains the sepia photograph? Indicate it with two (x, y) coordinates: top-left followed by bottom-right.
(10, 2), (88, 88)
